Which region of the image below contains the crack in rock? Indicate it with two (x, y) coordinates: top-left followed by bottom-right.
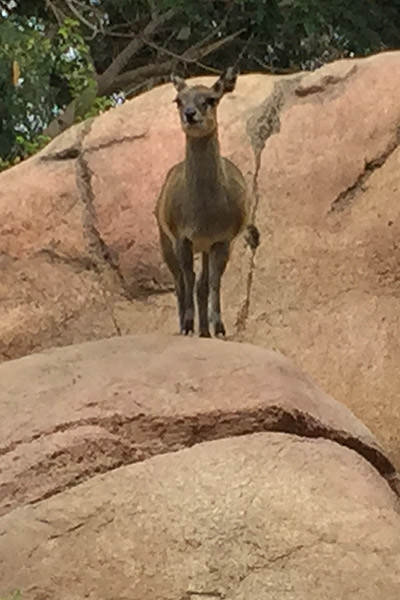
(104, 295), (122, 336)
(267, 544), (305, 564)
(183, 592), (224, 599)
(37, 124), (153, 304)
(76, 141), (126, 288)
(235, 77), (302, 335)
(74, 127), (168, 303)
(246, 77), (302, 160)
(48, 522), (85, 540)
(70, 120), (127, 335)
(238, 543), (306, 587)
(39, 131), (148, 162)
(182, 543), (317, 598)
(40, 147), (80, 161)
(295, 65), (358, 98)
(84, 132), (148, 154)
(235, 68), (359, 333)
(35, 248), (99, 273)
(329, 126), (400, 213)
(75, 152), (125, 334)
(2, 405), (398, 514)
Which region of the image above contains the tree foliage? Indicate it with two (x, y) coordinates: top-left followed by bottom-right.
(1, 0), (400, 169)
(0, 12), (102, 168)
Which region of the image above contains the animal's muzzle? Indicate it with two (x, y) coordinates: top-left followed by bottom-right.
(184, 107), (197, 124)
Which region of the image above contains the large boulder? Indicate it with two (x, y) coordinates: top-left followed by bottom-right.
(245, 52), (400, 472)
(1, 52), (400, 466)
(0, 335), (399, 599)
(1, 334), (397, 517)
(1, 434), (400, 600)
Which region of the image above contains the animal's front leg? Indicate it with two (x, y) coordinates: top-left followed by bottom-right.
(176, 237), (195, 335)
(209, 241), (230, 337)
(196, 252), (211, 337)
(158, 228), (185, 333)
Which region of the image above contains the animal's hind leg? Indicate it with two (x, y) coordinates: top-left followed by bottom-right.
(159, 228), (185, 333)
(196, 252), (210, 338)
(176, 237), (195, 335)
(209, 241), (230, 337)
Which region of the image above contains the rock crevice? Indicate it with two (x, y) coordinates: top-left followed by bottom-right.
(236, 77), (302, 334)
(329, 126), (400, 213)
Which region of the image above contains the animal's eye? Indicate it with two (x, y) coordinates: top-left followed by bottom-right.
(206, 97), (217, 107)
(174, 97), (182, 107)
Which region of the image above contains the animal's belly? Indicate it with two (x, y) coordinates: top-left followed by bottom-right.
(191, 236), (219, 254)
(189, 227), (237, 253)
(165, 195), (247, 253)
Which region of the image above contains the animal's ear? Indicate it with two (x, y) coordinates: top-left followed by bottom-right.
(212, 66), (238, 98)
(171, 74), (187, 92)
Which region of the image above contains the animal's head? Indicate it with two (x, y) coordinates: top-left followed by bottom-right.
(171, 67), (238, 138)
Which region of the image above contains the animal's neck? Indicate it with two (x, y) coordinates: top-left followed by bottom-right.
(184, 130), (223, 192)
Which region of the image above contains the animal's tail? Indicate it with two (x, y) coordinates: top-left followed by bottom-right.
(245, 224), (260, 250)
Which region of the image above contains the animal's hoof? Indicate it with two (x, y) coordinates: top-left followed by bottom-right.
(214, 321), (226, 337)
(183, 319), (194, 335)
(199, 330), (211, 338)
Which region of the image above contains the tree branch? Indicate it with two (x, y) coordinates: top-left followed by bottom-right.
(138, 37), (221, 74)
(96, 7), (177, 96)
(64, 0), (99, 33)
(45, 0), (66, 26)
(42, 12), (242, 138)
(146, 0), (158, 20)
(185, 28), (246, 62)
(113, 29), (245, 95)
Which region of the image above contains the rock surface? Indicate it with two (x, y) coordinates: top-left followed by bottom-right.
(1, 433), (400, 600)
(1, 52), (400, 466)
(1, 335), (400, 599)
(1, 334), (397, 517)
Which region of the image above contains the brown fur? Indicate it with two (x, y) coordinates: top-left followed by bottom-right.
(155, 68), (258, 337)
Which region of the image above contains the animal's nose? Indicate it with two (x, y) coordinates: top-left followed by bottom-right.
(184, 107), (197, 123)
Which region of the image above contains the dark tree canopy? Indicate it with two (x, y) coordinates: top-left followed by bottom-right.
(1, 0), (400, 168)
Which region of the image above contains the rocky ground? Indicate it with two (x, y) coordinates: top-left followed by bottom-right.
(1, 50), (400, 599)
(1, 335), (400, 599)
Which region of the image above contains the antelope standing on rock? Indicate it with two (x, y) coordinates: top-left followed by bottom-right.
(156, 67), (259, 338)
